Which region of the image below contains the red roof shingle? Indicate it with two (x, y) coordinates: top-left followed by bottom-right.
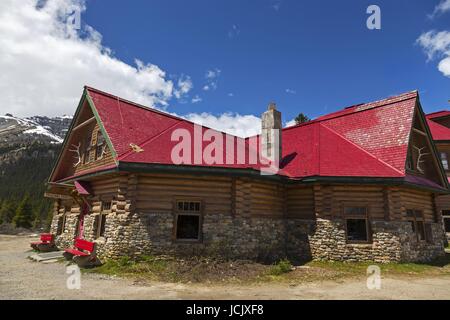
(80, 87), (443, 189)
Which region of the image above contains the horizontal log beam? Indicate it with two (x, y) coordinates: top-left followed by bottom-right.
(72, 117), (96, 131)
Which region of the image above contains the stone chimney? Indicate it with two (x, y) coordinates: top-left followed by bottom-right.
(261, 102), (282, 162)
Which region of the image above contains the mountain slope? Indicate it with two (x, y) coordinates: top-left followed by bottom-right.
(0, 114), (71, 227)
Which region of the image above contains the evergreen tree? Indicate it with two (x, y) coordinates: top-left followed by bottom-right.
(294, 113), (310, 124)
(13, 196), (34, 229)
(0, 199), (3, 224)
(0, 199), (17, 224)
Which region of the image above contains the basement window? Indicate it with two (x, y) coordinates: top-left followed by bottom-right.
(406, 209), (427, 241)
(344, 206), (370, 243)
(175, 200), (202, 241)
(346, 219), (369, 242)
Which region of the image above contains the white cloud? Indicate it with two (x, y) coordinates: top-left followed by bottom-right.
(271, 0), (282, 11)
(417, 30), (450, 77)
(0, 0), (193, 117)
(184, 112), (261, 137)
(228, 93), (234, 97)
(228, 24), (240, 39)
(285, 88), (296, 94)
(429, 0), (450, 18)
(0, 0), (265, 139)
(191, 95), (202, 104)
(174, 75), (193, 99)
(203, 68), (221, 91)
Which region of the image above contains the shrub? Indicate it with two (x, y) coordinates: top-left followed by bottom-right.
(269, 259), (293, 276)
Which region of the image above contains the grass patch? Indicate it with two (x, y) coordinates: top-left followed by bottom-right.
(305, 253), (450, 278)
(86, 253), (450, 285)
(269, 259), (293, 276)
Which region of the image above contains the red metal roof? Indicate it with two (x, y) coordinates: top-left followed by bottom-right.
(426, 112), (450, 141)
(427, 110), (450, 120)
(82, 87), (442, 188)
(426, 118), (450, 141)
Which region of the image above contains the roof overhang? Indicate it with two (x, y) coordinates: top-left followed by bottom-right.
(48, 161), (450, 195)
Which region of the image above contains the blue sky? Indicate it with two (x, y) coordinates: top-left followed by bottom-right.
(1, 0), (450, 136)
(83, 0), (450, 120)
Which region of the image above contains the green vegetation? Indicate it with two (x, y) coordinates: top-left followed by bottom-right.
(306, 254), (450, 277)
(87, 253), (450, 285)
(13, 195), (34, 228)
(269, 259), (293, 276)
(0, 142), (60, 230)
(294, 113), (310, 125)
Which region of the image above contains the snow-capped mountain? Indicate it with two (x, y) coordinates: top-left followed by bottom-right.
(0, 113), (72, 146)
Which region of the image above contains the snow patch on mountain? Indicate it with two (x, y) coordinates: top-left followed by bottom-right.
(0, 114), (69, 144)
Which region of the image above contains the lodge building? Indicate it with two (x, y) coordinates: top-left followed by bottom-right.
(426, 111), (450, 240)
(45, 87), (448, 263)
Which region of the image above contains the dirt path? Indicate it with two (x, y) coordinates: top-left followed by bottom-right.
(0, 235), (449, 300)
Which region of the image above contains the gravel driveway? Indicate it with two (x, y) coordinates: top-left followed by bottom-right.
(1, 235), (449, 300)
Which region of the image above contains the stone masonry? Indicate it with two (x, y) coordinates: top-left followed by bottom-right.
(51, 210), (446, 263)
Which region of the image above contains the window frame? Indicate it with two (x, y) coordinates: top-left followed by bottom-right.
(82, 132), (93, 164)
(406, 209), (427, 242)
(95, 130), (106, 160)
(101, 200), (112, 212)
(343, 205), (371, 244)
(173, 198), (203, 243)
(95, 213), (107, 239)
(96, 200), (112, 239)
(440, 152), (449, 171)
(443, 215), (450, 233)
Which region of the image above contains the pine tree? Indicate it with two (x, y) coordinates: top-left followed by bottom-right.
(0, 199), (17, 224)
(294, 113), (310, 124)
(13, 196), (34, 229)
(0, 199), (3, 225)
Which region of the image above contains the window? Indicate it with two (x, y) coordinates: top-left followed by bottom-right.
(444, 217), (450, 233)
(176, 215), (200, 240)
(57, 205), (70, 235)
(441, 152), (449, 170)
(346, 219), (369, 242)
(101, 200), (112, 212)
(174, 200), (202, 241)
(424, 223), (433, 243)
(96, 213), (107, 238)
(96, 131), (106, 160)
(83, 133), (93, 164)
(406, 209), (427, 241)
(416, 221), (426, 241)
(344, 206), (370, 243)
(443, 210), (450, 233)
(177, 200), (201, 212)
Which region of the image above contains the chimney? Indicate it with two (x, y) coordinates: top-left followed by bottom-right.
(261, 102), (282, 162)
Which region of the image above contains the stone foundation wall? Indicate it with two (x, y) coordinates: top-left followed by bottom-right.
(92, 212), (290, 262)
(50, 212), (79, 249)
(51, 211), (445, 263)
(304, 219), (445, 263)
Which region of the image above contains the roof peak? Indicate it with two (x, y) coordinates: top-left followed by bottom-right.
(283, 90), (418, 132)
